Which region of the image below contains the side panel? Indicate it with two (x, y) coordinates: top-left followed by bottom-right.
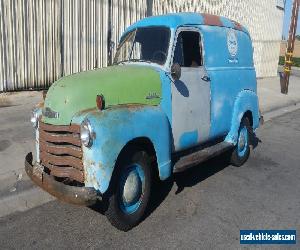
(80, 106), (171, 194)
(200, 25), (257, 140)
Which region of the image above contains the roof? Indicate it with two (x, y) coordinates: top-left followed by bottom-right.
(125, 12), (248, 34)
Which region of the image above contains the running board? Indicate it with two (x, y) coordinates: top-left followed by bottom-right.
(173, 141), (234, 173)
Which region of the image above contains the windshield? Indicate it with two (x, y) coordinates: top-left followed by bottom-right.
(114, 27), (170, 65)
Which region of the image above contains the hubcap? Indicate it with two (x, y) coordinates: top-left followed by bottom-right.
(123, 171), (142, 204)
(239, 132), (246, 149)
(119, 164), (145, 214)
(238, 126), (248, 157)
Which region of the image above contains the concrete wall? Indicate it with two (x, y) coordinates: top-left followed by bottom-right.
(0, 0), (284, 92)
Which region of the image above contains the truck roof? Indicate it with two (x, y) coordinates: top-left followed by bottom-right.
(126, 12), (248, 34)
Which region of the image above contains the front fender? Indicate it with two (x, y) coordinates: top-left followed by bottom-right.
(225, 90), (259, 145)
(81, 105), (171, 194)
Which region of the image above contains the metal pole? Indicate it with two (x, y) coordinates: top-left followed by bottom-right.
(280, 0), (300, 94)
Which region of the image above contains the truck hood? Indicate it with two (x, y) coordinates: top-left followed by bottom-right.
(42, 65), (162, 125)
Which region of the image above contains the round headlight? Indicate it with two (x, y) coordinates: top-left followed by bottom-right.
(30, 109), (39, 128)
(80, 120), (94, 148)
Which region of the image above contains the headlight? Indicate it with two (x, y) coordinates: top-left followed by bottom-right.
(30, 109), (39, 128)
(80, 119), (94, 148)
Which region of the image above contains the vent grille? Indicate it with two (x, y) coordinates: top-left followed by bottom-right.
(39, 121), (84, 184)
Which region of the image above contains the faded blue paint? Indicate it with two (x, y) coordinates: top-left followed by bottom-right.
(74, 105), (171, 194)
(225, 90), (259, 144)
(179, 130), (198, 149)
(199, 25), (257, 140)
(122, 13), (249, 40)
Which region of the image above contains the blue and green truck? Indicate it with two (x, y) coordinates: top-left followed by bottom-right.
(25, 13), (262, 231)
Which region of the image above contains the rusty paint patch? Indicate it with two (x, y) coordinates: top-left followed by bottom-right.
(39, 130), (81, 147)
(25, 153), (99, 206)
(40, 121), (80, 133)
(202, 13), (222, 27)
(40, 151), (83, 169)
(36, 102), (44, 109)
(231, 20), (243, 31)
(39, 121), (85, 183)
(40, 141), (82, 158)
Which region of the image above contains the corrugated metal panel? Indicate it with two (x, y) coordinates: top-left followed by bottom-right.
(61, 0), (110, 75)
(110, 0), (148, 63)
(0, 0), (61, 91)
(0, 0), (284, 91)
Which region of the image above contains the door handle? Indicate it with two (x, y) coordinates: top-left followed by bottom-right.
(201, 75), (211, 82)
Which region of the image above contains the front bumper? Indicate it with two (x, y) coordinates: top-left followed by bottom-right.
(25, 152), (101, 206)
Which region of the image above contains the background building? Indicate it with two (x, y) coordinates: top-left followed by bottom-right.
(0, 0), (285, 92)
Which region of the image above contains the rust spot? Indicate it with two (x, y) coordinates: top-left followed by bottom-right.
(36, 102), (44, 108)
(76, 107), (98, 116)
(40, 151), (83, 170)
(231, 20), (243, 31)
(25, 153), (98, 206)
(39, 122), (84, 184)
(39, 130), (81, 147)
(110, 103), (146, 112)
(40, 141), (82, 158)
(40, 121), (80, 133)
(46, 164), (84, 183)
(202, 13), (223, 27)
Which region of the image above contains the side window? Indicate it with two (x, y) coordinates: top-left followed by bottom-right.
(173, 31), (203, 67)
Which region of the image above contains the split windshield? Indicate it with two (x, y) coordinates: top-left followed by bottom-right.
(114, 27), (170, 65)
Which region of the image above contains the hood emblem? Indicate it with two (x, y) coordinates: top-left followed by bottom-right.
(146, 92), (160, 100)
(42, 107), (59, 119)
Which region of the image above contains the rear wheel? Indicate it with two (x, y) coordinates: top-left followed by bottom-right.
(105, 146), (152, 231)
(230, 117), (251, 167)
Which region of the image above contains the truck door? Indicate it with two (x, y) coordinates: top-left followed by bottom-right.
(171, 28), (211, 151)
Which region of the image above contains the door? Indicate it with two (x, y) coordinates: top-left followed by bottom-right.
(171, 28), (211, 151)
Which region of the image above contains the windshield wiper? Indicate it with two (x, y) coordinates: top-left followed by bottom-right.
(115, 59), (154, 65)
(128, 59), (153, 64)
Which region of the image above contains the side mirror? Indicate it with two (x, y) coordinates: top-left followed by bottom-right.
(171, 63), (181, 80)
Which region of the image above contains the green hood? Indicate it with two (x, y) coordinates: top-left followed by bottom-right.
(42, 65), (162, 125)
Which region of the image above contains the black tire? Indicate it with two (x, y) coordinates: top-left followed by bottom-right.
(105, 145), (152, 231)
(230, 117), (251, 167)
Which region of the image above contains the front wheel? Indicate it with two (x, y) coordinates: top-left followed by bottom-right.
(230, 117), (251, 167)
(105, 146), (152, 231)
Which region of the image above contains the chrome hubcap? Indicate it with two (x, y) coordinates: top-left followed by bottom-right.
(122, 170), (142, 204)
(239, 132), (246, 150)
(119, 164), (145, 214)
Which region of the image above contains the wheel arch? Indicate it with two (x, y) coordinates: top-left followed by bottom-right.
(114, 137), (159, 181)
(243, 110), (253, 127)
(225, 90), (259, 145)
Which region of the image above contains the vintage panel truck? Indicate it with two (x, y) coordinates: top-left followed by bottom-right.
(25, 13), (261, 231)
